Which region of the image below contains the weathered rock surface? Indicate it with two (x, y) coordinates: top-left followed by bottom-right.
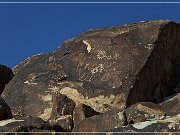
(0, 97), (12, 121)
(125, 102), (165, 124)
(0, 117), (54, 133)
(2, 20), (180, 132)
(73, 109), (126, 132)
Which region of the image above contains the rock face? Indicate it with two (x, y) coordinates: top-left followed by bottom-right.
(1, 20), (180, 132)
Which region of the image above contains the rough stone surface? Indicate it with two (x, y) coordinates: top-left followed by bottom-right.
(160, 93), (180, 116)
(0, 97), (12, 121)
(1, 20), (180, 133)
(73, 109), (126, 132)
(125, 102), (165, 124)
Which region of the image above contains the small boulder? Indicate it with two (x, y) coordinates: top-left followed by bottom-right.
(125, 102), (165, 124)
(160, 93), (180, 116)
(73, 103), (101, 126)
(73, 109), (126, 132)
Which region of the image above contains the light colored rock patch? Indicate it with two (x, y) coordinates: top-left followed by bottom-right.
(144, 43), (154, 50)
(158, 114), (180, 123)
(39, 108), (52, 121)
(168, 122), (178, 130)
(135, 104), (165, 116)
(133, 115), (180, 130)
(27, 73), (37, 80)
(57, 81), (83, 87)
(24, 73), (37, 85)
(132, 121), (158, 129)
(38, 94), (52, 102)
(49, 86), (60, 92)
(56, 87), (126, 112)
(24, 81), (38, 85)
(56, 115), (72, 121)
(117, 111), (124, 120)
(83, 40), (92, 53)
(0, 119), (24, 126)
(59, 87), (84, 104)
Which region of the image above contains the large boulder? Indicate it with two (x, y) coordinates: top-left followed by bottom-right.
(2, 20), (180, 130)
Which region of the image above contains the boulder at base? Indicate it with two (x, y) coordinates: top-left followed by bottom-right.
(72, 109), (126, 132)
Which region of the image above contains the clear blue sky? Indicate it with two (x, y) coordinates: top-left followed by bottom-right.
(0, 1), (180, 68)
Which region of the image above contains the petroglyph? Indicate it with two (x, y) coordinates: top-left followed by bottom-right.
(91, 64), (104, 74)
(83, 40), (92, 53)
(24, 81), (37, 85)
(97, 50), (112, 60)
(111, 29), (130, 35)
(144, 44), (154, 50)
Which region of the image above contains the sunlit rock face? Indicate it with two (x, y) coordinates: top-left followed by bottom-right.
(2, 20), (180, 132)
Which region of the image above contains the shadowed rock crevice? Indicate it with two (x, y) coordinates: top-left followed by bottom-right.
(126, 22), (180, 107)
(168, 58), (180, 95)
(0, 65), (14, 95)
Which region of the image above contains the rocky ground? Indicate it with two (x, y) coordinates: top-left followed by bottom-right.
(0, 20), (179, 134)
